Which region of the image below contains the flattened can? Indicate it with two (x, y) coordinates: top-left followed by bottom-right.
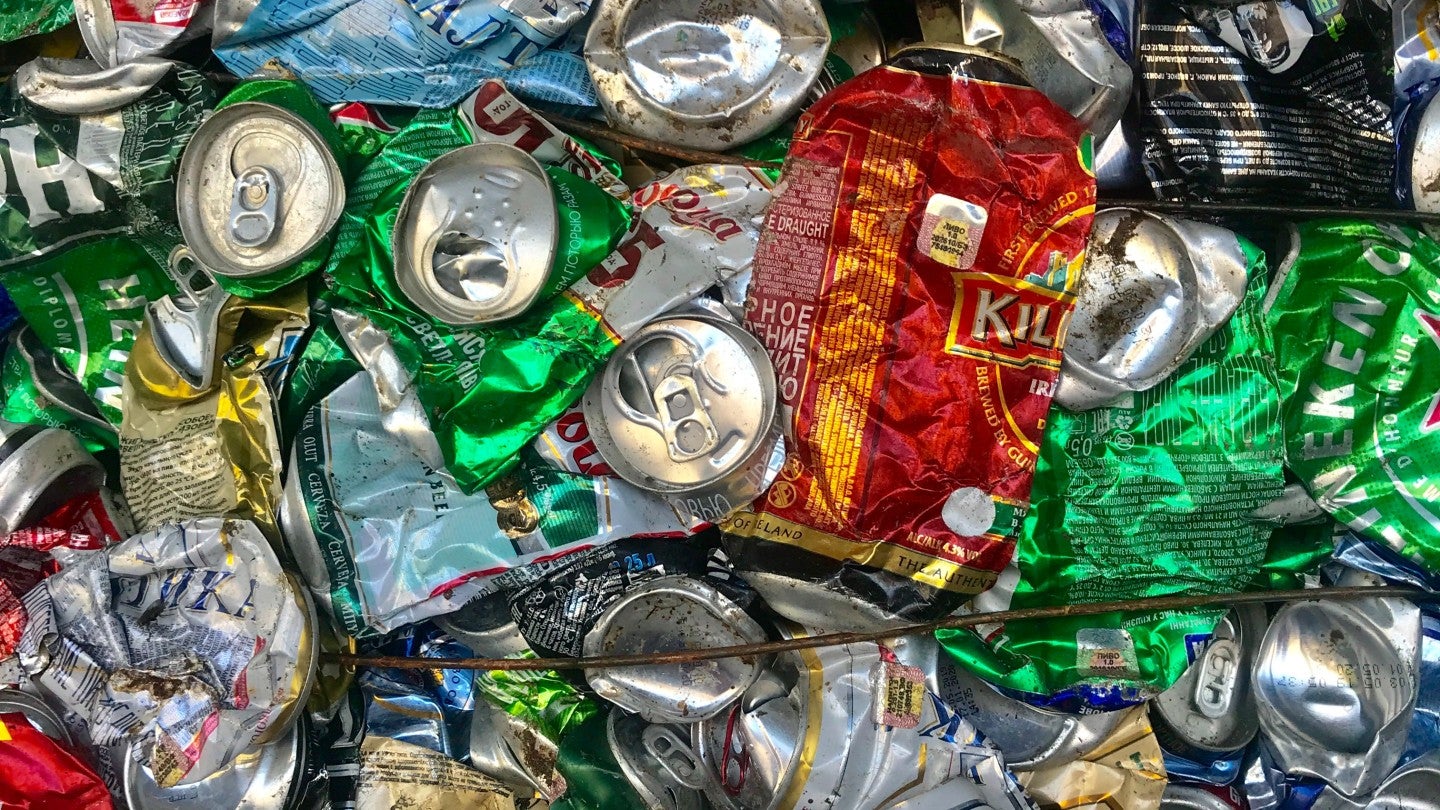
(0, 420), (106, 535)
(123, 714), (307, 810)
(391, 142), (558, 326)
(0, 688), (72, 746)
(583, 310), (783, 524)
(608, 711), (708, 810)
(176, 81), (346, 297)
(583, 575), (768, 724)
(584, 0), (831, 150)
(1151, 604), (1266, 757)
(1311, 750), (1440, 810)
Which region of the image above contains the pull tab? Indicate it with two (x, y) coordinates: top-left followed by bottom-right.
(1193, 638), (1239, 718)
(642, 725), (709, 791)
(614, 329), (720, 463)
(229, 165), (280, 247)
(144, 246), (232, 390)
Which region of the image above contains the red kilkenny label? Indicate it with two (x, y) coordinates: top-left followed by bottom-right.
(736, 54), (1095, 593)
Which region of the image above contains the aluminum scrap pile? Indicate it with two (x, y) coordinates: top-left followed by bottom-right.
(0, 0), (1438, 807)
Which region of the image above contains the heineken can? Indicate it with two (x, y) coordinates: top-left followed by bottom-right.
(123, 714), (309, 810)
(608, 711), (708, 810)
(582, 310), (782, 524)
(391, 142), (559, 326)
(583, 575), (768, 724)
(1152, 604), (1266, 758)
(1254, 595), (1421, 797)
(175, 84), (345, 296)
(0, 688), (72, 747)
(584, 0), (831, 149)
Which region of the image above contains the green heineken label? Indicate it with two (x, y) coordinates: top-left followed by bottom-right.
(472, 651), (599, 744)
(0, 61), (214, 267)
(1265, 219), (1440, 567)
(0, 327), (115, 453)
(0, 0), (73, 43)
(1, 236), (176, 425)
(939, 248), (1288, 709)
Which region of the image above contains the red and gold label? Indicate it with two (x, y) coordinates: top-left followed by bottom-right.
(727, 47), (1096, 596)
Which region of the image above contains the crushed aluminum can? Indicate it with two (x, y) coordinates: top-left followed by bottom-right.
(1399, 83), (1440, 215)
(1163, 783), (1247, 810)
(434, 591), (528, 658)
(72, 0), (209, 69)
(1310, 749), (1440, 810)
(0, 420), (105, 536)
(934, 652), (1124, 770)
(123, 713), (308, 810)
(0, 705), (113, 809)
(916, 0), (1132, 138)
(391, 142), (557, 326)
(608, 711), (709, 810)
(0, 687), (73, 747)
(1254, 595), (1422, 798)
(583, 575), (768, 724)
(1151, 604), (1266, 758)
(582, 309), (783, 524)
(175, 100), (345, 285)
(144, 245), (235, 391)
(4, 326), (114, 449)
(1017, 704), (1168, 810)
(584, 0), (831, 150)
(355, 735), (516, 810)
(1056, 207), (1251, 411)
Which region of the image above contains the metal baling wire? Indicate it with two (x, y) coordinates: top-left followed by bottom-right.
(327, 585), (1436, 671)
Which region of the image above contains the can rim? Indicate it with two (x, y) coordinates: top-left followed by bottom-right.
(175, 101), (346, 278)
(0, 688), (73, 747)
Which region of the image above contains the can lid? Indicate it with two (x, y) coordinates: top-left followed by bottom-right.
(583, 575), (767, 724)
(607, 711), (708, 810)
(0, 688), (73, 747)
(1412, 94), (1440, 215)
(392, 142), (557, 326)
(0, 422), (106, 535)
(1152, 604), (1265, 755)
(176, 102), (345, 279)
(583, 314), (777, 495)
(692, 648), (809, 810)
(584, 0), (830, 150)
(434, 591), (529, 658)
(123, 716), (302, 810)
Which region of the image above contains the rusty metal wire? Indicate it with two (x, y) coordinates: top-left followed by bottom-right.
(325, 585), (1433, 672)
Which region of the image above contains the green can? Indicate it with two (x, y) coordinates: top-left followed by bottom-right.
(1265, 219), (1440, 568)
(174, 79), (347, 298)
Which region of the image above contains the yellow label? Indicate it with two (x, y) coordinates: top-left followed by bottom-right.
(0, 718), (12, 741)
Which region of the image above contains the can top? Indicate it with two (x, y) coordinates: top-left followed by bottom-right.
(1412, 94), (1440, 215)
(607, 712), (708, 810)
(1152, 604), (1264, 754)
(583, 575), (767, 724)
(392, 142), (558, 326)
(583, 314), (777, 494)
(123, 716), (302, 810)
(584, 0), (830, 150)
(176, 101), (345, 278)
(0, 689), (72, 747)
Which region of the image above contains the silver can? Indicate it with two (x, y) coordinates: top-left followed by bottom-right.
(175, 102), (345, 280)
(434, 591), (529, 658)
(124, 713), (307, 810)
(1411, 92), (1440, 215)
(1162, 784), (1246, 810)
(1057, 207), (1251, 411)
(14, 57), (174, 115)
(583, 575), (767, 724)
(1312, 750), (1440, 810)
(1152, 604), (1266, 756)
(0, 420), (106, 535)
(584, 0), (831, 150)
(583, 310), (781, 524)
(1254, 596), (1421, 798)
(392, 142), (558, 326)
(608, 711), (709, 810)
(807, 7), (888, 102)
(0, 687), (73, 746)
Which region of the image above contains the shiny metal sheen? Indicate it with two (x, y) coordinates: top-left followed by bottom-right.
(176, 102), (344, 279)
(692, 649), (806, 810)
(585, 0), (831, 150)
(1254, 597), (1421, 797)
(15, 57), (173, 114)
(392, 143), (557, 326)
(124, 715), (304, 810)
(1153, 605), (1265, 755)
(1057, 208), (1250, 411)
(1162, 784), (1242, 810)
(583, 575), (767, 724)
(1311, 750), (1440, 810)
(0, 421), (106, 535)
(435, 591), (529, 658)
(584, 313), (777, 496)
(0, 688), (73, 746)
(608, 711), (708, 810)
(145, 245), (234, 391)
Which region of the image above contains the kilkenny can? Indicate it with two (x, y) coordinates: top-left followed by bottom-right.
(175, 81), (345, 297)
(583, 309), (782, 524)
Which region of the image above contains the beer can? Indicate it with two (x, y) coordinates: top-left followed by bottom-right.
(584, 0), (831, 150)
(1401, 84), (1440, 214)
(608, 711), (709, 810)
(390, 142), (558, 326)
(175, 94), (346, 292)
(1152, 604), (1266, 758)
(583, 575), (767, 724)
(123, 714), (308, 810)
(582, 310), (782, 523)
(1163, 783), (1247, 810)
(434, 591), (530, 658)
(1311, 750), (1440, 810)
(0, 420), (105, 535)
(0, 688), (73, 747)
(1254, 595), (1421, 797)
